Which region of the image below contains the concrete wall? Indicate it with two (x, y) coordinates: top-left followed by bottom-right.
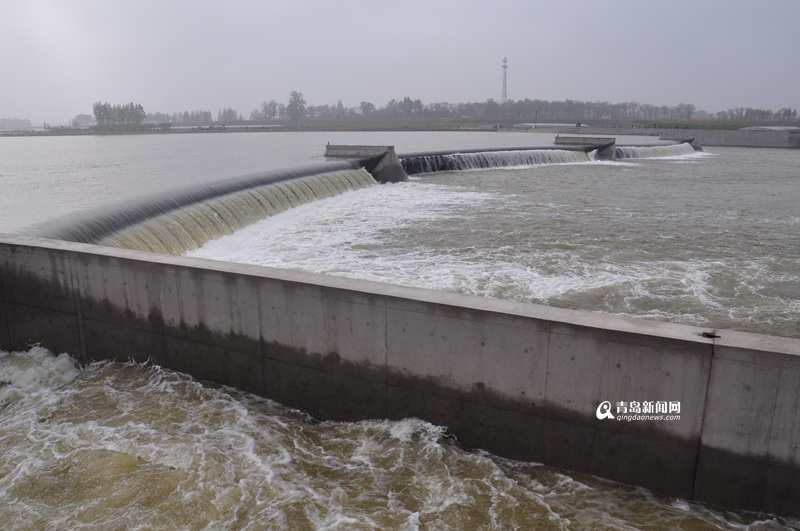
(664, 129), (790, 148)
(324, 145), (393, 157)
(554, 137), (616, 160)
(324, 145), (408, 183)
(559, 126), (794, 148)
(2, 235), (800, 517)
(554, 136), (617, 146)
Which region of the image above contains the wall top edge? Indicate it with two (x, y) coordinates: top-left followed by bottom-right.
(713, 329), (800, 357)
(4, 234), (798, 354)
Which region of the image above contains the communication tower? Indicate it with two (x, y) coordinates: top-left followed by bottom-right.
(501, 57), (508, 104)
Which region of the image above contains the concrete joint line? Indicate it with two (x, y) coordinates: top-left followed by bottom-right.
(691, 331), (717, 500)
(759, 365), (785, 503)
(383, 296), (390, 419)
(69, 254), (89, 363)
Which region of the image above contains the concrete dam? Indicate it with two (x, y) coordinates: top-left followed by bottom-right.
(3, 141), (799, 518)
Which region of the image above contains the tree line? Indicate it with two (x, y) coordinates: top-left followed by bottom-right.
(245, 95), (797, 124)
(84, 95), (798, 129)
(92, 102), (146, 125)
(0, 118), (32, 129)
(715, 107), (797, 122)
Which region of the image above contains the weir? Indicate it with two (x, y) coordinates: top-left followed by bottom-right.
(553, 137), (703, 160)
(1, 234), (799, 518)
(32, 163), (377, 255)
(615, 142), (698, 159)
(24, 144), (616, 257)
(399, 146), (594, 175)
(658, 136), (704, 152)
(9, 140), (791, 517)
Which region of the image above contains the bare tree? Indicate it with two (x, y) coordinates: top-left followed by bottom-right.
(286, 91), (306, 124)
(359, 101), (376, 117)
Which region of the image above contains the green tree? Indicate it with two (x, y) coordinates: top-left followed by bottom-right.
(482, 98), (500, 120)
(775, 107), (797, 121)
(122, 102), (146, 124)
(217, 108), (241, 122)
(72, 113), (94, 127)
(262, 100), (279, 120)
(92, 102), (145, 126)
(93, 102), (112, 125)
(144, 112), (170, 124)
(359, 101), (376, 117)
(286, 91), (306, 124)
(675, 103), (695, 121)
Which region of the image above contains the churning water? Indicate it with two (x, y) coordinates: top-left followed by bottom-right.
(2, 347), (799, 530)
(1, 132), (799, 528)
(190, 145), (800, 339)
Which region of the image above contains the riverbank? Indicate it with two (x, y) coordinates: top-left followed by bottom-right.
(4, 122), (798, 148)
(1, 121), (511, 137)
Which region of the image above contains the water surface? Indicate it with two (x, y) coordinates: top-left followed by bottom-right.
(2, 348), (797, 530)
(190, 146), (800, 338)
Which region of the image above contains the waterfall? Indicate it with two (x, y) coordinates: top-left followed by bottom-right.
(401, 149), (591, 175)
(34, 163), (376, 255)
(615, 143), (696, 159)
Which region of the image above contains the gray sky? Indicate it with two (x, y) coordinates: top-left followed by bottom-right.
(2, 0), (799, 124)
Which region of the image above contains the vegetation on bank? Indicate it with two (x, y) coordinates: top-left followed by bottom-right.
(92, 102), (146, 126)
(244, 96), (798, 127)
(2, 94), (797, 134)
(650, 122), (745, 131)
(0, 118), (32, 129)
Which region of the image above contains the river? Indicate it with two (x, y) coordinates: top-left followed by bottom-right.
(1, 131), (798, 529)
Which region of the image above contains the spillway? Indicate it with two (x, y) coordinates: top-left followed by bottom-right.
(400, 148), (592, 175)
(33, 163), (376, 255)
(615, 142), (697, 159)
(31, 147), (603, 256)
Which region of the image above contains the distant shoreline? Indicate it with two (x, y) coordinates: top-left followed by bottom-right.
(3, 123), (797, 149)
(1, 124), (561, 137)
(0, 117), (763, 138)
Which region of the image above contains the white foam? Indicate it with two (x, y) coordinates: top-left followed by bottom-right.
(0, 346), (80, 408)
(187, 175), (800, 338)
(2, 353), (797, 528)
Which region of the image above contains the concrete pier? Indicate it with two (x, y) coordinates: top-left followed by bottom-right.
(2, 234), (799, 517)
(554, 136), (617, 159)
(324, 145), (408, 183)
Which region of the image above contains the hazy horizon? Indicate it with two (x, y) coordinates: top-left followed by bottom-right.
(3, 0), (799, 125)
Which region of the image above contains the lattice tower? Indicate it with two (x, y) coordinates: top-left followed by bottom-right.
(501, 57), (508, 104)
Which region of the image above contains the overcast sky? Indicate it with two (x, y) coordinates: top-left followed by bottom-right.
(2, 0), (799, 124)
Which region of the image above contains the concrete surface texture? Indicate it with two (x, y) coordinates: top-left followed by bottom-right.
(554, 136), (617, 145)
(1, 235), (799, 517)
(559, 126), (796, 148)
(324, 145), (394, 157)
(325, 145), (409, 183)
(553, 136), (617, 159)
